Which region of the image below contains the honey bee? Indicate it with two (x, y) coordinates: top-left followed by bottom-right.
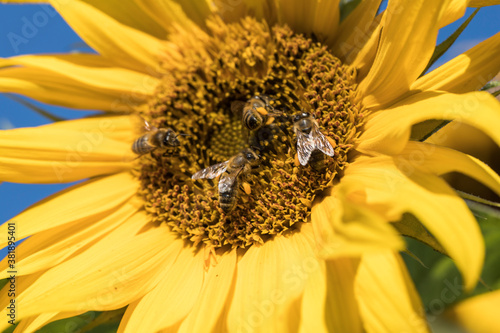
(192, 148), (260, 213)
(132, 120), (182, 156)
(292, 112), (335, 166)
(231, 95), (283, 131)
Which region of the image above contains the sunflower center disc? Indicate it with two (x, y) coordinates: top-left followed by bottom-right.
(134, 17), (364, 249)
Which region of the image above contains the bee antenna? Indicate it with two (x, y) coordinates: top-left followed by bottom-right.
(250, 145), (263, 153)
(175, 133), (191, 139)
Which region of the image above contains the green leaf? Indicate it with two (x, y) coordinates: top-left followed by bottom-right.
(1, 324), (16, 333)
(36, 312), (100, 333)
(481, 80), (500, 90)
(422, 8), (480, 75)
(404, 195), (500, 315)
(410, 10), (481, 142)
(79, 309), (124, 333)
(458, 190), (500, 213)
(393, 213), (447, 255)
(32, 309), (125, 333)
(0, 278), (8, 291)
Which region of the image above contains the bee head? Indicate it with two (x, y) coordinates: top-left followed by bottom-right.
(255, 95), (273, 107)
(293, 112), (310, 123)
(164, 129), (181, 147)
(243, 147), (260, 165)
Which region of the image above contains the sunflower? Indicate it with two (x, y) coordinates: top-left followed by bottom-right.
(1, 0), (500, 332)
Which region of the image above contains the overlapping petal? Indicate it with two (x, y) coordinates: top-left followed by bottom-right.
(12, 311), (85, 333)
(358, 91), (500, 155)
(398, 141), (500, 197)
(135, 0), (212, 32)
(324, 258), (363, 332)
(119, 243), (204, 333)
(177, 250), (237, 333)
(342, 157), (484, 290)
(469, 0), (500, 6)
(0, 212), (181, 324)
(47, 0), (164, 74)
(278, 0), (340, 46)
(0, 115), (135, 183)
(227, 224), (316, 333)
(411, 32), (500, 94)
(0, 0), (498, 332)
(0, 197), (139, 278)
(311, 192), (404, 259)
(332, 0), (381, 62)
(358, 0), (457, 109)
(355, 251), (429, 333)
(0, 172), (139, 248)
(0, 67), (139, 111)
(0, 54), (160, 102)
(445, 290), (500, 333)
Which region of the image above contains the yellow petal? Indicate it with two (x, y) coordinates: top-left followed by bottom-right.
(227, 224), (317, 333)
(0, 197), (139, 278)
(38, 114), (135, 142)
(299, 257), (363, 333)
(299, 259), (329, 333)
(469, 0), (500, 6)
(0, 1), (165, 37)
(311, 192), (404, 259)
(399, 141), (500, 196)
(344, 157), (484, 290)
(0, 116), (135, 183)
(135, 0), (212, 32)
(440, 0), (467, 27)
(349, 19), (382, 81)
(358, 91), (500, 155)
(240, 0), (278, 25)
(325, 258), (363, 332)
(47, 0), (164, 74)
(278, 0), (340, 46)
(0, 172), (139, 249)
(0, 54), (160, 100)
(332, 0), (381, 62)
(0, 67), (138, 111)
(355, 251), (429, 333)
(79, 0), (167, 39)
(358, 0), (453, 109)
(411, 32), (500, 94)
(445, 290), (500, 333)
(178, 250), (237, 333)
(119, 245), (204, 333)
(8, 214), (180, 320)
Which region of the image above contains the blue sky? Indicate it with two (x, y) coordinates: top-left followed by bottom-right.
(0, 3), (499, 255)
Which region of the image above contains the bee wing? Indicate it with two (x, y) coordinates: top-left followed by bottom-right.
(192, 161), (229, 180)
(218, 172), (237, 193)
(231, 101), (246, 116)
(311, 126), (335, 157)
(296, 131), (315, 166)
(131, 115), (157, 135)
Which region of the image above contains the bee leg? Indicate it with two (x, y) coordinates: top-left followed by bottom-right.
(163, 149), (180, 157)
